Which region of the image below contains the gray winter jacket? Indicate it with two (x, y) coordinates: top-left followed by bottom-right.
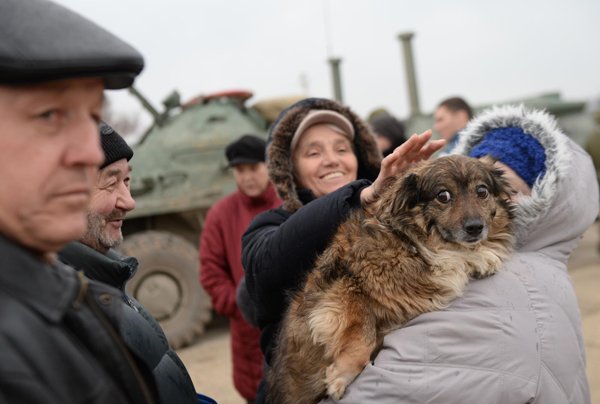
(323, 105), (599, 404)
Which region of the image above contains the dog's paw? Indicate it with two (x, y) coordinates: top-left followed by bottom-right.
(470, 265), (500, 279)
(327, 378), (348, 400)
(470, 270), (487, 279)
(325, 363), (353, 400)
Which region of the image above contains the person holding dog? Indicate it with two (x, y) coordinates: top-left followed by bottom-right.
(323, 105), (597, 403)
(241, 97), (445, 403)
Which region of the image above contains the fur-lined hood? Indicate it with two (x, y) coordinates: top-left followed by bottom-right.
(451, 105), (599, 257)
(267, 98), (382, 213)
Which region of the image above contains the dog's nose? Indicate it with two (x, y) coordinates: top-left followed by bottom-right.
(464, 219), (484, 236)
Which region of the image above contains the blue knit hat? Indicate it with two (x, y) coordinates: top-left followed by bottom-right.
(469, 127), (546, 188)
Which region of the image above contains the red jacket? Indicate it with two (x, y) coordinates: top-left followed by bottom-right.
(199, 183), (280, 400)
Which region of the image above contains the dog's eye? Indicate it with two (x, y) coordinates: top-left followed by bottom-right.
(436, 190), (452, 203)
(476, 185), (489, 199)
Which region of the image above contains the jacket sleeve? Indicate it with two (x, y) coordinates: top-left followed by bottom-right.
(242, 180), (370, 326)
(199, 207), (238, 318)
(236, 276), (259, 327)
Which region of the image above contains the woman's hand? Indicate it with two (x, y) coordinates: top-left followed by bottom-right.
(361, 129), (445, 204)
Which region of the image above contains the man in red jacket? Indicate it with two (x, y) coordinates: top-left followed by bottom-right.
(200, 134), (281, 403)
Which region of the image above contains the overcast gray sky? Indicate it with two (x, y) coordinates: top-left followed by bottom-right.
(54, 0), (600, 125)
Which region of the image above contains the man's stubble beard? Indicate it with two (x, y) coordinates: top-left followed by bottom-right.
(81, 210), (124, 253)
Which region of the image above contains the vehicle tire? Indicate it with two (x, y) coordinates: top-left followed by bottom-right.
(120, 230), (212, 349)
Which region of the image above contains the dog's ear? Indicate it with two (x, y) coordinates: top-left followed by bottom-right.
(478, 156), (507, 195)
(478, 157), (516, 218)
(489, 168), (516, 218)
(390, 173), (420, 214)
(490, 167), (510, 195)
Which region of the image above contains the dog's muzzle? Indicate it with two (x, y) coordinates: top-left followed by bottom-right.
(461, 218), (488, 243)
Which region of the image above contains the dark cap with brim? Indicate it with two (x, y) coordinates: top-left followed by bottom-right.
(0, 0), (144, 89)
(226, 134), (267, 167)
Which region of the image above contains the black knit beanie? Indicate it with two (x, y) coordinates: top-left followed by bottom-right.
(99, 121), (134, 169)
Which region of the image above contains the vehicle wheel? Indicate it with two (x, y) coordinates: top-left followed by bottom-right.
(120, 230), (212, 349)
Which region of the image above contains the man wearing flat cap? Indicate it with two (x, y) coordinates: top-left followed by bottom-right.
(0, 0), (163, 403)
(58, 122), (198, 404)
(200, 134), (280, 403)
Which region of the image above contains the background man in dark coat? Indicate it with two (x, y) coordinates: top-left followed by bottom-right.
(0, 0), (160, 402)
(59, 122), (199, 403)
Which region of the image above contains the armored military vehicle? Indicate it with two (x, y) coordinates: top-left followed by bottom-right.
(120, 88), (271, 349)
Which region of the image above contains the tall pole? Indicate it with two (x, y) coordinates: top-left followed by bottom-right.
(323, 0), (343, 104)
(329, 57), (343, 103)
(397, 32), (421, 117)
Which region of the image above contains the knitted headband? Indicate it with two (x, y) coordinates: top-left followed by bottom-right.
(469, 126), (546, 188)
(99, 121), (133, 169)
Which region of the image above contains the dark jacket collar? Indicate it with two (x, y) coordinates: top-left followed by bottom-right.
(0, 234), (79, 323)
(58, 241), (137, 291)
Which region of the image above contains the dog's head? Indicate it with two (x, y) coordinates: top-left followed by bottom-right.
(375, 155), (514, 246)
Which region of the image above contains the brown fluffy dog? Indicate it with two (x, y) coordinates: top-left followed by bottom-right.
(267, 155), (515, 404)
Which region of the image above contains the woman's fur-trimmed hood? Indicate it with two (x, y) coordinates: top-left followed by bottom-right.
(451, 104), (599, 254)
(267, 98), (382, 212)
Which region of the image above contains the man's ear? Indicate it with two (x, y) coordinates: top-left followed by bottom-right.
(457, 109), (470, 124)
(390, 173), (420, 214)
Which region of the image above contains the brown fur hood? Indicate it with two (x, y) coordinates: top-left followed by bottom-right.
(267, 98), (382, 212)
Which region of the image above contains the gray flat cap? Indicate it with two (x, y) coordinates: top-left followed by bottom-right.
(0, 0), (144, 89)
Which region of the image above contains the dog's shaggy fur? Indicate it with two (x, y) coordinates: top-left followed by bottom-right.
(267, 155), (515, 404)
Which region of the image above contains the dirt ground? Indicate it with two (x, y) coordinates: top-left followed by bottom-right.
(177, 222), (600, 404)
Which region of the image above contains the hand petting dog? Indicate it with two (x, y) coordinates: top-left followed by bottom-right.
(361, 129), (445, 205)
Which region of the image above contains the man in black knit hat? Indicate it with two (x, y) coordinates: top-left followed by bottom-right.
(58, 122), (199, 403)
(81, 121), (136, 252)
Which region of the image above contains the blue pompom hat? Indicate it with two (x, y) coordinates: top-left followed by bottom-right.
(468, 126), (546, 188)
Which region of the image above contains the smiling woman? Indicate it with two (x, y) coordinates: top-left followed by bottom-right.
(240, 97), (444, 403)
(292, 120), (358, 198)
